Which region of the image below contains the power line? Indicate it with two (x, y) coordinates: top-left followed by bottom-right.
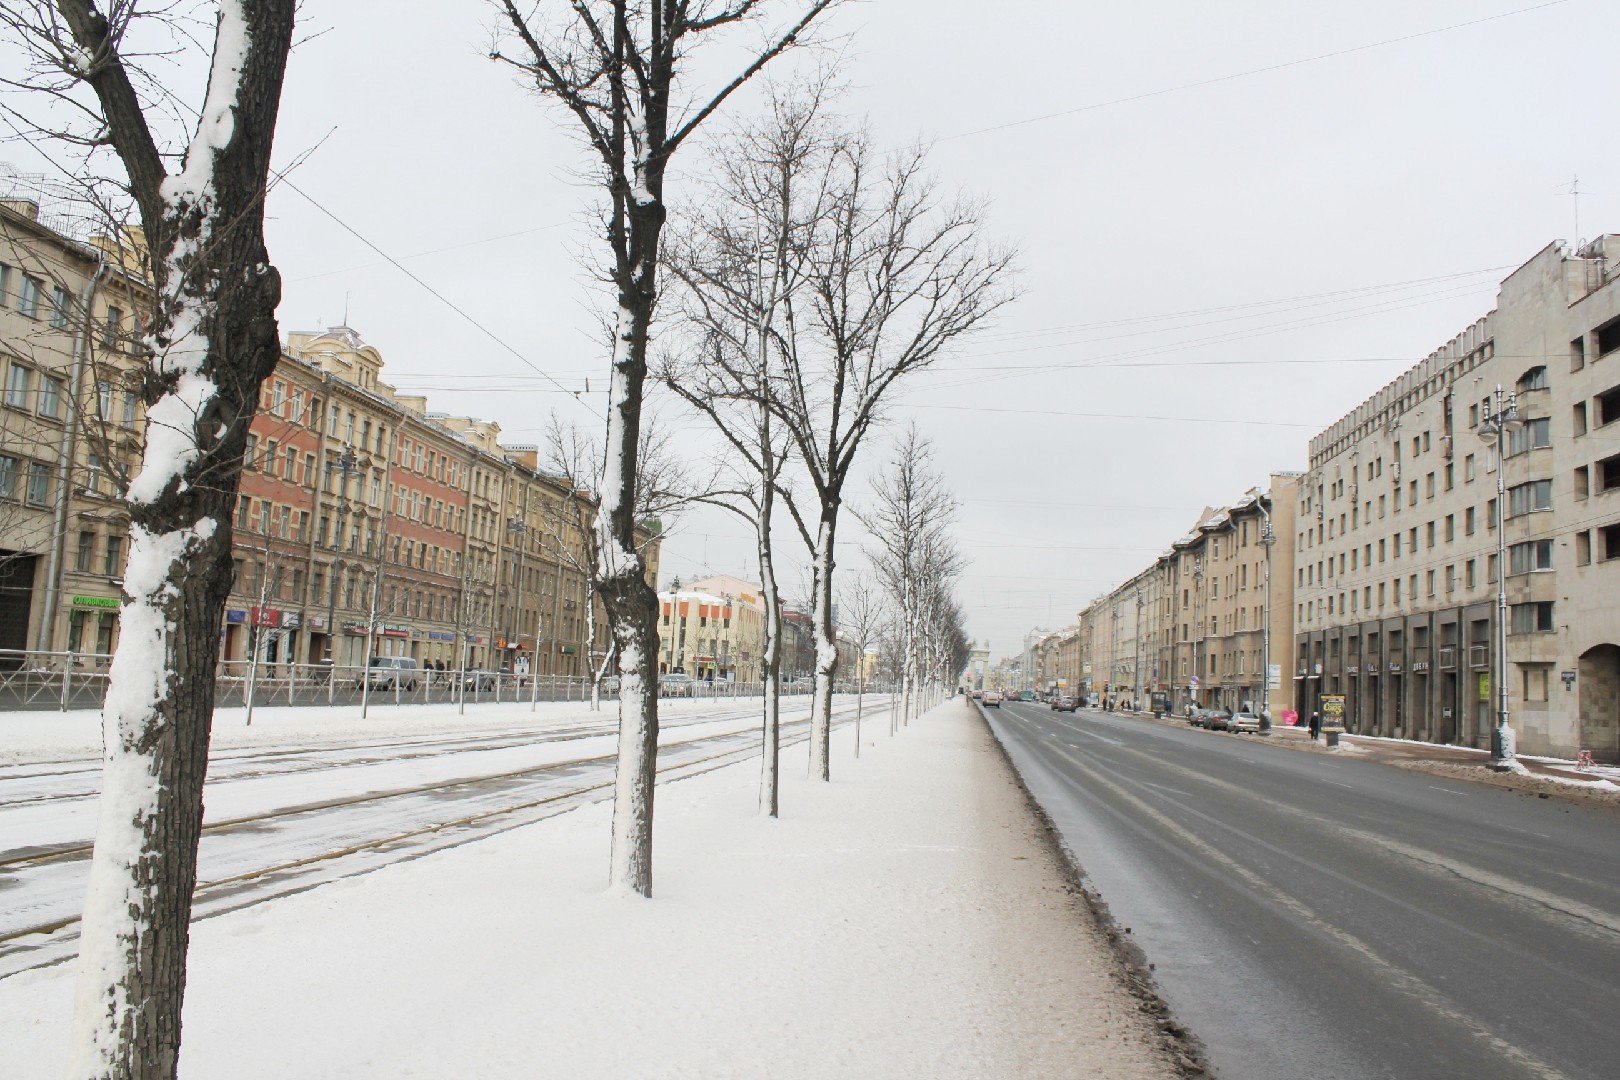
(276, 177), (601, 420)
(943, 1), (1572, 141)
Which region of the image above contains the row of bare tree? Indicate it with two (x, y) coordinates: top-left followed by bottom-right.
(1, 3), (1004, 1076)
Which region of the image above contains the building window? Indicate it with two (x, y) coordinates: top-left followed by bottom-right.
(1465, 506), (1476, 535)
(1572, 336), (1588, 372)
(1574, 402), (1588, 437)
(1465, 559), (1476, 589)
(1599, 385), (1620, 427)
(17, 275), (41, 318)
(1507, 480), (1552, 517)
(1577, 531), (1592, 565)
(104, 534), (123, 577)
(1602, 523), (1620, 562)
(1577, 466), (1591, 501)
(75, 530), (94, 572)
(1599, 315), (1620, 358)
(5, 363), (31, 408)
(26, 461), (50, 505)
(1509, 539), (1553, 575)
(1516, 366), (1548, 393)
(1509, 601), (1555, 634)
(1522, 665), (1550, 702)
(103, 305), (123, 348)
(50, 286), (72, 328)
(1506, 417), (1551, 456)
(37, 375), (63, 419)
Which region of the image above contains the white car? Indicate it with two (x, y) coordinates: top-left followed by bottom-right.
(1228, 711), (1263, 734)
(365, 656), (420, 691)
(658, 673), (693, 697)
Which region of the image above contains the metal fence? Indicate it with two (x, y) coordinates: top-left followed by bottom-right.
(0, 649), (848, 712)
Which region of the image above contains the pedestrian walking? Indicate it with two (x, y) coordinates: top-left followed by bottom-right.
(1309, 710), (1322, 742)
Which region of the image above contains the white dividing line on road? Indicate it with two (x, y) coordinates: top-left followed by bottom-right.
(1427, 786), (1469, 796)
(1030, 738), (1574, 1080)
(1070, 728), (1124, 746)
(1091, 737), (1620, 950)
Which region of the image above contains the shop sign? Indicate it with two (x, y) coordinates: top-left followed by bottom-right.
(342, 622), (370, 635)
(282, 611), (302, 629)
(428, 631), (456, 641)
(1478, 673), (1491, 702)
(225, 609), (248, 623)
(381, 624), (410, 639)
(250, 607), (281, 628)
(72, 595), (120, 610)
(561, 645), (576, 655)
(1411, 660), (1428, 672)
(305, 614), (327, 632)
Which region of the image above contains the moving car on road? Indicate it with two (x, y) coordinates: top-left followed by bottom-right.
(1051, 697), (1078, 712)
(982, 690), (1003, 707)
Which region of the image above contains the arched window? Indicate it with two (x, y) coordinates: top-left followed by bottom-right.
(1517, 365), (1549, 392)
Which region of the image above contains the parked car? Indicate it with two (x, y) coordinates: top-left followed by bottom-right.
(1189, 708), (1221, 729)
(982, 690), (1003, 707)
(459, 668), (499, 692)
(658, 672), (693, 697)
(1081, 693), (1101, 709)
(1206, 709), (1234, 732)
(1051, 697), (1078, 712)
(1227, 711), (1263, 734)
(365, 656), (420, 691)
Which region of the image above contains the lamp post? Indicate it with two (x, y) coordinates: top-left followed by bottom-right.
(1133, 589), (1144, 711)
(1248, 487), (1277, 723)
(322, 446), (360, 696)
(1478, 384), (1523, 771)
(506, 510), (528, 665)
(1192, 556), (1204, 710)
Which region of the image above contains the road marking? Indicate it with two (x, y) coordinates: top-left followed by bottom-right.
(1427, 785), (1469, 796)
(1072, 728), (1124, 746)
(1032, 739), (1574, 1080)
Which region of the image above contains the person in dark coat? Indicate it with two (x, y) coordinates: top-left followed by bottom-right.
(1309, 710), (1322, 742)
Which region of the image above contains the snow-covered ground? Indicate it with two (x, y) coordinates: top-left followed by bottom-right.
(1, 700), (1177, 1078)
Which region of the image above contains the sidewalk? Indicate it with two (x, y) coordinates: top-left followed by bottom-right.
(0, 700), (1189, 1079)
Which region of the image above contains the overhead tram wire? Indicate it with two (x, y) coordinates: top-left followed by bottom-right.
(940, 1), (1572, 143)
(276, 176), (600, 420)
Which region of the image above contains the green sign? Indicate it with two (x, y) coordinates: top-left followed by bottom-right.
(1478, 673), (1490, 702)
(71, 595), (120, 610)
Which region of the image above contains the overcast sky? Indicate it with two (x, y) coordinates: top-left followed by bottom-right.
(14, 0), (1619, 664)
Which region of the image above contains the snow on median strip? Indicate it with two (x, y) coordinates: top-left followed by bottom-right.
(0, 701), (1181, 1079)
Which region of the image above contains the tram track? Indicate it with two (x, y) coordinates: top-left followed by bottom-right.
(0, 698), (890, 978)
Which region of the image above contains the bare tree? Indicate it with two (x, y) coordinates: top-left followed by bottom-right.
(835, 569), (886, 755)
(860, 424), (963, 728)
(1, 2), (297, 1075)
(765, 135), (1014, 779)
(659, 82), (839, 815)
(491, 0), (837, 896)
(540, 409), (691, 711)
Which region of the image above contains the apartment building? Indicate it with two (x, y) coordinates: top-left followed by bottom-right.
(1294, 237), (1620, 760)
(657, 575), (768, 682)
(0, 198), (149, 662)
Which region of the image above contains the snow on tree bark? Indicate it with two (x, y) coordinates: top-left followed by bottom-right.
(38, 3), (298, 1076)
(494, 0), (837, 895)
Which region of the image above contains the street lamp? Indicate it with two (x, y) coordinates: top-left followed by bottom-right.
(506, 511), (528, 664)
(1478, 384), (1523, 771)
(323, 445), (360, 666)
(1248, 486), (1277, 724)
(1192, 555), (1204, 710)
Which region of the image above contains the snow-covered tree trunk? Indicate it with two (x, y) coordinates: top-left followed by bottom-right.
(757, 481), (783, 815)
(46, 3), (297, 1076)
(808, 510), (838, 781)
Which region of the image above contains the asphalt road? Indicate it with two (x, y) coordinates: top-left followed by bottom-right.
(985, 701), (1620, 1080)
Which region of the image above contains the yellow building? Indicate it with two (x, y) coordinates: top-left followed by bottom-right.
(657, 574), (766, 682)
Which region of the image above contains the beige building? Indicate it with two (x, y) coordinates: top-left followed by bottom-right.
(0, 197), (149, 663)
(657, 574), (767, 682)
(1295, 236), (1620, 761)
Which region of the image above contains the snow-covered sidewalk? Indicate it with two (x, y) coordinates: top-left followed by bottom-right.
(2, 698), (1179, 1078)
